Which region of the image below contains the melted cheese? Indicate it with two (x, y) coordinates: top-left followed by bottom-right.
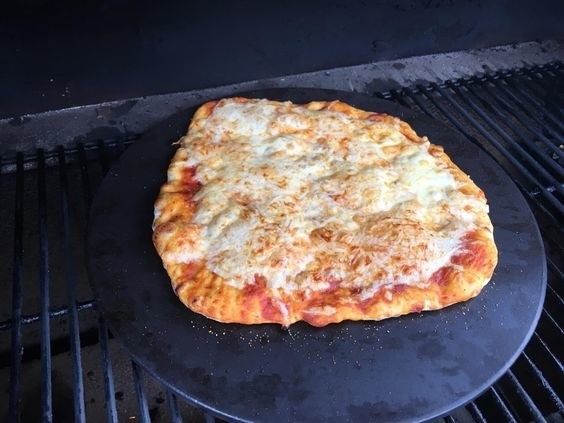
(177, 99), (487, 293)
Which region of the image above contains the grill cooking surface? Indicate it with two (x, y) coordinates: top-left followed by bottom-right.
(88, 88), (546, 422)
(1, 61), (563, 422)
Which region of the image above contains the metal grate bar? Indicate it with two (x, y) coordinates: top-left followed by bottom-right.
(132, 361), (151, 423)
(430, 82), (564, 215)
(524, 330), (563, 409)
(517, 69), (564, 124)
(98, 316), (118, 423)
(38, 149), (53, 423)
(547, 259), (563, 295)
(517, 68), (557, 100)
(390, 89), (426, 114)
(504, 369), (546, 422)
(77, 143), (93, 207)
(390, 90), (412, 109)
(409, 87), (483, 147)
(531, 332), (563, 373)
(401, 89), (437, 119)
(480, 76), (564, 161)
(166, 389), (182, 423)
(541, 309), (562, 334)
(443, 415), (456, 423)
(466, 401), (487, 423)
(545, 283), (563, 328)
(529, 328), (564, 373)
(546, 281), (563, 310)
(449, 80), (564, 196)
(521, 351), (564, 410)
(459, 79), (564, 185)
(485, 75), (564, 153)
(489, 385), (517, 422)
(0, 300), (95, 331)
(0, 139), (136, 172)
(8, 153), (24, 423)
(534, 327), (563, 364)
(58, 146), (86, 423)
(548, 61), (564, 80)
(545, 61), (563, 72)
(548, 255), (563, 275)
(544, 61), (564, 78)
(532, 66), (564, 96)
(522, 67), (564, 109)
(379, 90), (411, 109)
(502, 73), (564, 135)
(76, 142), (118, 423)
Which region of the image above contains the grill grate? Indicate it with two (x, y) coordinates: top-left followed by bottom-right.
(37, 149), (52, 422)
(1, 62), (562, 422)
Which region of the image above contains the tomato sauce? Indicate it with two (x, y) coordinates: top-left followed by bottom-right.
(180, 166), (202, 195)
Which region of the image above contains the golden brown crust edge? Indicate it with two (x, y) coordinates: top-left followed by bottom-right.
(168, 229), (497, 328)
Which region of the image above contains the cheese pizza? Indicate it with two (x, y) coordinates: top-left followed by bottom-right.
(152, 97), (498, 327)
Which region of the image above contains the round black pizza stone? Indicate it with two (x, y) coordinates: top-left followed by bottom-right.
(88, 88), (546, 422)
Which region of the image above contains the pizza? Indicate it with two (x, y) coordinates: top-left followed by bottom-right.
(152, 97), (498, 327)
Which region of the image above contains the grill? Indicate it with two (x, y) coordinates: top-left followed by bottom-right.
(1, 52), (563, 422)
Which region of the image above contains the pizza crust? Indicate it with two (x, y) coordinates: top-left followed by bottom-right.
(153, 98), (498, 327)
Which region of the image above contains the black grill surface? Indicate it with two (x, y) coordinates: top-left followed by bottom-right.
(1, 62), (563, 422)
